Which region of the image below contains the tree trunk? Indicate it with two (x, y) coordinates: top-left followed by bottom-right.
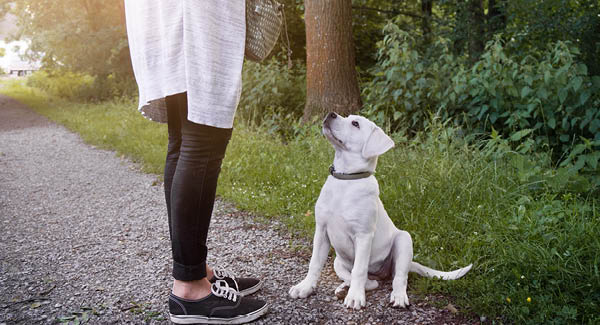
(303, 0), (362, 122)
(421, 0), (433, 44)
(487, 0), (506, 35)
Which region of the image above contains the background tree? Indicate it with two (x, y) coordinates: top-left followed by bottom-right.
(303, 0), (362, 121)
(1, 0), (132, 82)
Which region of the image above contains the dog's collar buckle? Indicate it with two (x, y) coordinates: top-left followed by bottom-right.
(329, 165), (373, 180)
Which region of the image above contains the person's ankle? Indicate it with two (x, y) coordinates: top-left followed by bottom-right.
(206, 265), (214, 281)
(172, 278), (212, 300)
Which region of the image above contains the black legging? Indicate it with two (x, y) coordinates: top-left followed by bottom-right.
(163, 92), (232, 281)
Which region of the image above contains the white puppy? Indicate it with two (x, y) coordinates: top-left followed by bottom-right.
(289, 112), (472, 309)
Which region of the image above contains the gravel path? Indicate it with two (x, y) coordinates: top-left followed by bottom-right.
(0, 94), (478, 324)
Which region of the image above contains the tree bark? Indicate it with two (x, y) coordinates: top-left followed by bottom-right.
(303, 0), (362, 122)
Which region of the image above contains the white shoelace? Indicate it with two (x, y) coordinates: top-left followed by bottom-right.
(214, 268), (236, 280)
(213, 268), (240, 292)
(211, 280), (239, 302)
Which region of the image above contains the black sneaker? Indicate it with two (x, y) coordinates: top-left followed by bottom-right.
(169, 280), (268, 324)
(209, 268), (262, 296)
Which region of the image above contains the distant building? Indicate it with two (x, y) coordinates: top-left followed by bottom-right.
(7, 61), (38, 76)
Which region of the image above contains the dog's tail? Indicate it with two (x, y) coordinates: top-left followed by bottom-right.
(409, 262), (472, 280)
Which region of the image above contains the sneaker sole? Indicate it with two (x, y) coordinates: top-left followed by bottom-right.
(239, 279), (263, 297)
(170, 303), (268, 324)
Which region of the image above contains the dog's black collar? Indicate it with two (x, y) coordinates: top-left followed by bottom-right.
(329, 165), (373, 180)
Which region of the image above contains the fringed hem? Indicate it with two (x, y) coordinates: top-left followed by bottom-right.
(139, 97), (168, 124)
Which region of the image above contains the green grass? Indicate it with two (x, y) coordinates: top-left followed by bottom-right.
(2, 79), (598, 324)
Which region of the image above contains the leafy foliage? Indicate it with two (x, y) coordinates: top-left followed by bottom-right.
(442, 39), (600, 184)
(239, 58), (306, 139)
(362, 23), (460, 132)
(363, 22), (600, 189)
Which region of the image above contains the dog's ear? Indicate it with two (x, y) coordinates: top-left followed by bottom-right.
(362, 126), (395, 159)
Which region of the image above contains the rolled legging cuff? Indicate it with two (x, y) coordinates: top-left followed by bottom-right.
(172, 261), (207, 281)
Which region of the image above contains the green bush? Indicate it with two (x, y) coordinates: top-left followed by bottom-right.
(362, 24), (461, 132)
(362, 20), (600, 189)
(239, 58), (306, 139)
(90, 73), (138, 100)
(26, 69), (136, 101)
(27, 70), (95, 100)
(441, 39), (600, 183)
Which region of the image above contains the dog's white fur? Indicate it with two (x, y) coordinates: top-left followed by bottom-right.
(289, 113), (472, 309)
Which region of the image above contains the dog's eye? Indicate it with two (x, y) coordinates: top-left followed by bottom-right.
(352, 121), (360, 128)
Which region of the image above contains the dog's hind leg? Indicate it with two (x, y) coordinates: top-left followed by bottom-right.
(333, 257), (351, 298)
(333, 257), (378, 299)
(390, 230), (413, 308)
(365, 279), (378, 291)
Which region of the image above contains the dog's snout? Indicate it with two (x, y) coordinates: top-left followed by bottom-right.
(323, 112), (338, 127)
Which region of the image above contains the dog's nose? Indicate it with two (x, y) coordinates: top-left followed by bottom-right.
(329, 112), (337, 119)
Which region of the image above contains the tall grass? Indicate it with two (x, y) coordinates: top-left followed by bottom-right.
(1, 79), (598, 323)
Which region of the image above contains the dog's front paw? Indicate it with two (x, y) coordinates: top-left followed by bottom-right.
(289, 279), (316, 299)
(344, 287), (366, 309)
(390, 289), (410, 308)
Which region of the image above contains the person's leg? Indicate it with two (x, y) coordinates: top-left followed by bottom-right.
(164, 95), (182, 240)
(168, 93), (232, 299)
(165, 94), (216, 295)
(164, 94), (268, 324)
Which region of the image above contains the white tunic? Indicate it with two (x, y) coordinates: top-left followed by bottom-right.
(124, 0), (246, 128)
